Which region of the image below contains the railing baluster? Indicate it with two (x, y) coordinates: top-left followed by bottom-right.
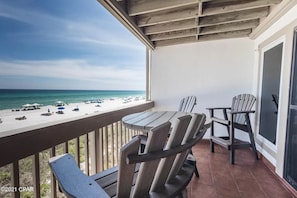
(124, 126), (128, 144)
(120, 122), (124, 147)
(104, 126), (109, 169)
(33, 154), (41, 198)
(64, 141), (68, 153)
(12, 161), (20, 198)
(111, 124), (115, 166)
(128, 128), (132, 142)
(98, 128), (104, 172)
(50, 148), (57, 198)
(129, 129), (132, 141)
(89, 131), (96, 175)
(115, 122), (119, 165)
(75, 137), (80, 168)
(85, 134), (89, 175)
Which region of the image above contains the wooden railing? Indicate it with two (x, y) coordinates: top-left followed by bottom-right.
(0, 101), (154, 198)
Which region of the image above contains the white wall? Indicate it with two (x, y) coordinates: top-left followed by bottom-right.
(150, 38), (255, 137)
(151, 38), (255, 113)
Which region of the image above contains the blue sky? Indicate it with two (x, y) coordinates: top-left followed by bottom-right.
(0, 0), (146, 90)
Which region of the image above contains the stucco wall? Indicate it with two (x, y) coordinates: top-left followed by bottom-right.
(150, 38), (255, 137)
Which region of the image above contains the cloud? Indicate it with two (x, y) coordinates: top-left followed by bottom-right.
(0, 1), (143, 51)
(0, 59), (145, 84)
(0, 1), (146, 90)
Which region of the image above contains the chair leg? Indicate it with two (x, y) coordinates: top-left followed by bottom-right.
(246, 115), (259, 160)
(248, 130), (258, 160)
(230, 117), (235, 164)
(230, 148), (235, 164)
(210, 118), (215, 153)
(194, 164), (199, 177)
(189, 150), (200, 177)
(210, 139), (214, 153)
(179, 189), (188, 198)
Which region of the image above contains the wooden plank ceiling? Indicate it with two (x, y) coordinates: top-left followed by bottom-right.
(98, 0), (283, 49)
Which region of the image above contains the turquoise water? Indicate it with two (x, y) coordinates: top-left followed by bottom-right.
(0, 89), (145, 110)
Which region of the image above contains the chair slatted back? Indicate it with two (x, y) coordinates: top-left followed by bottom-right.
(178, 96), (197, 113)
(117, 137), (141, 197)
(167, 113), (206, 182)
(150, 115), (192, 192)
(131, 121), (172, 197)
(231, 94), (256, 124)
(131, 115), (192, 197)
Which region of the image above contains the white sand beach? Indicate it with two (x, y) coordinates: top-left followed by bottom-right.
(0, 98), (146, 134)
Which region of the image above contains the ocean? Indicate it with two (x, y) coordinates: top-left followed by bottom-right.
(0, 89), (145, 110)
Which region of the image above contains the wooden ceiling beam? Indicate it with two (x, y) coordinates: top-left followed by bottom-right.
(138, 6), (199, 27)
(128, 0), (198, 16)
(155, 36), (197, 47)
(199, 19), (259, 35)
(150, 28), (197, 41)
(96, 0), (285, 47)
(199, 7), (269, 26)
(202, 0), (281, 16)
(198, 29), (251, 41)
(145, 19), (197, 35)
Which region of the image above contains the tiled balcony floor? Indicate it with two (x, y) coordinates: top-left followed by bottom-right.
(188, 141), (295, 198)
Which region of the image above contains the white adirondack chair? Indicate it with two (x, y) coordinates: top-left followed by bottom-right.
(208, 93), (258, 164)
(49, 114), (207, 197)
(178, 96), (197, 113)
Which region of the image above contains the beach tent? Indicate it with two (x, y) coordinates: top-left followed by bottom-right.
(55, 101), (65, 107)
(32, 103), (41, 109)
(22, 104), (35, 111)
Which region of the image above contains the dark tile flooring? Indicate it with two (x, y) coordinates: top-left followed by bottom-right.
(188, 141), (295, 198)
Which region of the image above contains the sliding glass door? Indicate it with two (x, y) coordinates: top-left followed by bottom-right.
(284, 28), (297, 191)
(259, 41), (283, 145)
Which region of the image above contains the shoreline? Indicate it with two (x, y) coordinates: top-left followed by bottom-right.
(0, 98), (146, 134)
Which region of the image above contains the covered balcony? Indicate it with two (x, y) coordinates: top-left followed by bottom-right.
(0, 100), (294, 198)
(1, 0), (297, 197)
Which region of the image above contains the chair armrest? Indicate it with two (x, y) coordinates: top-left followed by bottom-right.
(207, 107), (231, 122)
(206, 107), (231, 111)
(49, 154), (110, 198)
(230, 110), (255, 114)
